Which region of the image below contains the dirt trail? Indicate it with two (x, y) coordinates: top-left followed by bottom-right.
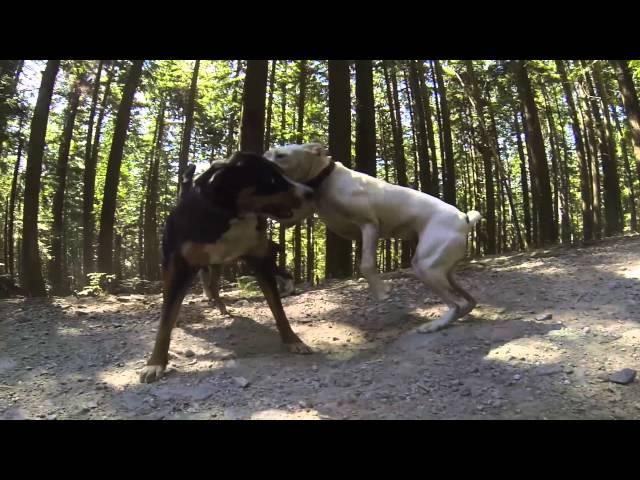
(1, 235), (639, 420)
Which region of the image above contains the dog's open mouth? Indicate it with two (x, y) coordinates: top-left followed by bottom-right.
(261, 205), (294, 219)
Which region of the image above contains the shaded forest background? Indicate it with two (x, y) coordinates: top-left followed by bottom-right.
(1, 59), (639, 297)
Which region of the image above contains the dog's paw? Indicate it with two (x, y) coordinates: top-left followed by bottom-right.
(372, 284), (390, 302)
(139, 365), (166, 383)
(417, 322), (443, 334)
(285, 341), (313, 354)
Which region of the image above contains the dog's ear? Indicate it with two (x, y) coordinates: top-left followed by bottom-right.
(194, 160), (227, 188)
(302, 143), (326, 157)
(263, 148), (275, 160)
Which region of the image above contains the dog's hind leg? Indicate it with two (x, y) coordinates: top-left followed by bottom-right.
(414, 264), (462, 333)
(360, 223), (389, 301)
(412, 235), (469, 333)
(140, 255), (196, 383)
(447, 269), (476, 317)
(200, 265), (228, 315)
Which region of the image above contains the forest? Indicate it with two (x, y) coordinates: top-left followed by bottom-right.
(1, 59), (640, 297)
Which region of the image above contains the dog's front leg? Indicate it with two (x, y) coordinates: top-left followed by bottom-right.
(244, 254), (311, 354)
(140, 255), (196, 383)
(360, 223), (389, 301)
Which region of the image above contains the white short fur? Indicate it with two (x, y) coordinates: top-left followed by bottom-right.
(265, 143), (482, 333)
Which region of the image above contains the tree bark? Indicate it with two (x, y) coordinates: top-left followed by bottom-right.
(325, 60), (352, 279)
(611, 60), (640, 176)
(407, 60), (432, 194)
(177, 59), (200, 180)
(577, 78), (603, 239)
(416, 61), (440, 197)
(97, 60), (144, 274)
(611, 100), (638, 232)
(143, 103), (165, 281)
(50, 77), (82, 295)
(278, 62), (288, 271)
(6, 116), (24, 278)
(355, 60), (377, 177)
(263, 60), (277, 151)
(555, 60), (593, 242)
(464, 61), (496, 254)
(293, 61), (307, 284)
(239, 60), (268, 153)
(0, 60), (24, 159)
(433, 60), (456, 206)
(21, 60), (60, 296)
(225, 61), (243, 157)
(514, 111), (532, 247)
(83, 61), (114, 276)
(591, 61), (623, 235)
(514, 60), (556, 245)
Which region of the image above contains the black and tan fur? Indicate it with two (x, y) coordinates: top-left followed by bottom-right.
(139, 152), (313, 384)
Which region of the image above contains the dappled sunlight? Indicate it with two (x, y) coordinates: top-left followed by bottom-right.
(250, 408), (323, 420)
(486, 336), (562, 366)
(619, 264), (640, 280)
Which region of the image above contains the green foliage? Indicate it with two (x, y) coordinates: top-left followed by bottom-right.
(1, 59), (639, 288)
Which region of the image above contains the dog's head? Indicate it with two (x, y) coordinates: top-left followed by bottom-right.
(264, 143), (332, 184)
(192, 152), (314, 220)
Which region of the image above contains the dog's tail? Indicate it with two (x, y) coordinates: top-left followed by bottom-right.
(465, 210), (482, 228)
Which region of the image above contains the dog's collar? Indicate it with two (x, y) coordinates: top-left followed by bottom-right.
(305, 159), (336, 189)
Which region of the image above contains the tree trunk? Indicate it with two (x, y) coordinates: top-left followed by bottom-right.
(430, 61), (446, 175)
(378, 107), (393, 272)
(225, 61), (243, 157)
(97, 60), (144, 274)
(355, 61), (377, 177)
(464, 61), (496, 254)
(578, 79), (603, 239)
(551, 92), (573, 244)
(21, 60), (60, 296)
(514, 60), (556, 245)
(239, 60), (268, 153)
(355, 60), (378, 269)
(293, 60), (307, 284)
(489, 105), (524, 251)
(7, 115), (24, 278)
(83, 61), (114, 276)
(555, 60), (594, 242)
(0, 60), (24, 159)
(433, 60), (456, 206)
(514, 111), (532, 247)
(382, 61), (412, 267)
(417, 61), (440, 197)
(278, 62), (288, 271)
(143, 103), (165, 281)
(325, 60), (352, 279)
(591, 61), (623, 235)
(611, 60), (640, 175)
(50, 78), (82, 296)
(264, 60), (277, 151)
(403, 71), (420, 189)
(407, 60), (432, 194)
(541, 92), (561, 234)
(381, 61), (408, 186)
(612, 102), (638, 232)
(177, 59), (200, 180)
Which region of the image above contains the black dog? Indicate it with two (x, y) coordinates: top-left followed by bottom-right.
(140, 152), (314, 383)
(179, 163), (295, 316)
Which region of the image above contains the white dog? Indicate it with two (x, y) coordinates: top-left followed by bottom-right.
(265, 143), (482, 333)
